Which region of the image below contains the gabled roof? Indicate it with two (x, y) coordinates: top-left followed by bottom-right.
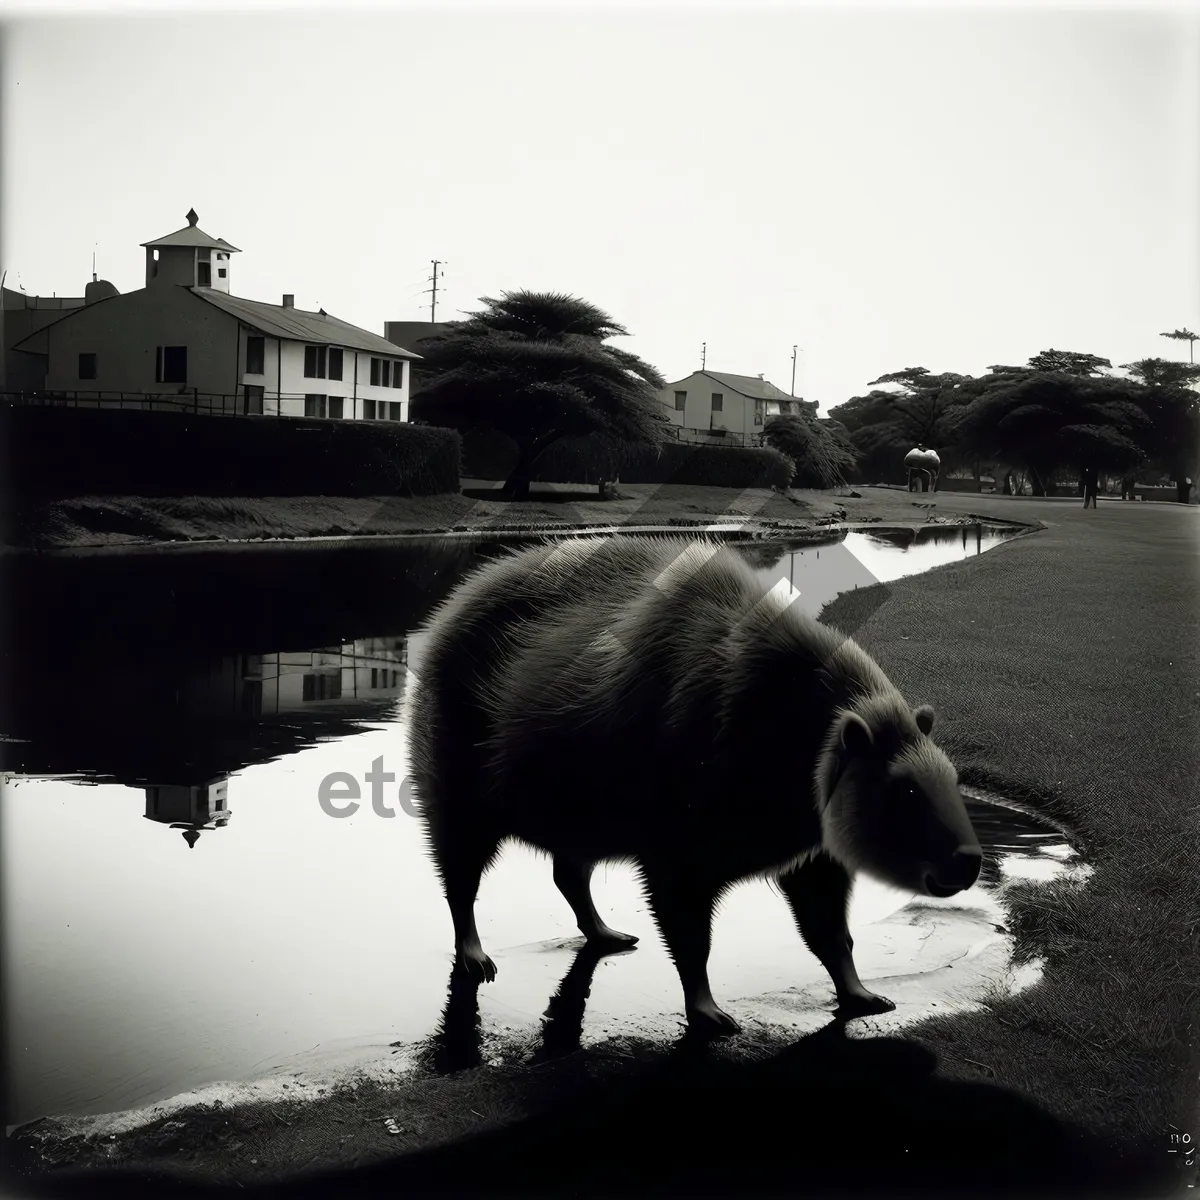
(190, 289), (421, 358)
(695, 370), (796, 402)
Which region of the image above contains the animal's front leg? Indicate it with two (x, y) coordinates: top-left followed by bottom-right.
(778, 852), (896, 1018)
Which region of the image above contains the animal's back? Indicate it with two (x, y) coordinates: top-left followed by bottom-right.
(408, 538), (752, 839)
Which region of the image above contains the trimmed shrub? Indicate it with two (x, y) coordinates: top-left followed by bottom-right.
(461, 428), (794, 490)
(3, 406), (461, 499)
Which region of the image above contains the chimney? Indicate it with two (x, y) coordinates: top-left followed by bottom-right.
(758, 373), (764, 379)
(282, 294), (294, 308)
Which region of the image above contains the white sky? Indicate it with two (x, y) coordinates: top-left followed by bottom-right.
(2, 1), (1198, 413)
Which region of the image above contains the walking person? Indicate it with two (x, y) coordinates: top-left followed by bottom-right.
(1082, 465), (1099, 509)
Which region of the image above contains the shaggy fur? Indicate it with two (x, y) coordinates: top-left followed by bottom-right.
(407, 535), (982, 1035)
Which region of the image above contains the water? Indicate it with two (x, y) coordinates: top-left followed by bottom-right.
(1, 522), (1068, 1129)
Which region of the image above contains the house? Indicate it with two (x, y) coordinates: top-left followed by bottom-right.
(383, 319), (460, 394)
(9, 208), (419, 422)
(2, 285), (96, 392)
(660, 370), (815, 446)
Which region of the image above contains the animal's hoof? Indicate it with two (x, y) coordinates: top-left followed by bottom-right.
(456, 948), (497, 983)
(588, 927), (639, 950)
(687, 1001), (742, 1038)
(835, 991), (896, 1018)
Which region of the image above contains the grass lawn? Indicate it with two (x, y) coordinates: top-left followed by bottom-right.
(817, 492), (1199, 1175)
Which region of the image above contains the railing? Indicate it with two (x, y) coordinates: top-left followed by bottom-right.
(0, 390), (406, 422)
(664, 424), (766, 449)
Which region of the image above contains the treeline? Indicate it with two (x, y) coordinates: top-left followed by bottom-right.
(780, 340), (1200, 501)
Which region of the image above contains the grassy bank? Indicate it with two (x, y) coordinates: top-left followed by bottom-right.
(817, 497), (1199, 1172)
(6, 482), (984, 550)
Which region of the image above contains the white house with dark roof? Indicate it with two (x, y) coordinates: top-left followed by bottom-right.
(10, 208), (419, 422)
(660, 369), (814, 446)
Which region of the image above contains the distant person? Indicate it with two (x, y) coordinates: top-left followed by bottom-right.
(1082, 465), (1099, 510)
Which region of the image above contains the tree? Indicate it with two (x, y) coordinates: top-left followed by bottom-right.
(761, 410), (859, 489)
(952, 371), (1150, 496)
(411, 290), (670, 498)
(1160, 328), (1198, 364)
(1024, 349), (1112, 377)
(864, 366), (975, 445)
(1120, 357), (1200, 502)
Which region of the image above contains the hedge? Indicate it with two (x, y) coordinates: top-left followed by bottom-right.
(460, 429), (795, 491)
(2, 405), (461, 499)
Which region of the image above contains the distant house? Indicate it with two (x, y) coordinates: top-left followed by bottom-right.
(382, 320), (460, 395)
(9, 208), (419, 422)
(660, 370), (814, 446)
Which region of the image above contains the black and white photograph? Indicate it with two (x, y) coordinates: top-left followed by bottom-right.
(1, 1), (1197, 1198)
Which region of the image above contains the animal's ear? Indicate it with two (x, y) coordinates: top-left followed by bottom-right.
(913, 704), (935, 736)
(838, 711), (874, 756)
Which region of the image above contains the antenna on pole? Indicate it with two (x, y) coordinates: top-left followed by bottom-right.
(93, 244), (98, 283)
(701, 342), (706, 370)
(791, 345), (799, 396)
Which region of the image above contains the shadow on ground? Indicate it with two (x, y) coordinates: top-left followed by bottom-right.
(14, 949), (1169, 1200)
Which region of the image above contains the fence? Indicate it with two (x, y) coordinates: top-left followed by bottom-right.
(665, 425), (766, 449)
(0, 389), (406, 422)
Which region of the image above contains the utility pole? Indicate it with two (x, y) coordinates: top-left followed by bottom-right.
(791, 345), (798, 396)
(428, 260), (444, 323)
(701, 342), (706, 370)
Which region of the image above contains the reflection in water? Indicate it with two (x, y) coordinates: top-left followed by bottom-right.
(3, 522), (1043, 1128)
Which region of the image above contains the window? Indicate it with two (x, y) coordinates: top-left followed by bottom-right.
(197, 262), (211, 287)
(328, 396), (344, 419)
(156, 345), (187, 384)
(363, 399), (376, 420)
(754, 400), (764, 426)
(328, 348), (344, 381)
(79, 353), (97, 380)
(246, 336), (265, 375)
(243, 384), (265, 415)
(304, 394), (328, 418)
(674, 391), (686, 411)
(381, 360), (391, 388)
(371, 667), (380, 688)
(711, 393), (723, 412)
(388, 402), (403, 421)
(302, 673), (342, 702)
(217, 268), (227, 279)
(392, 361), (404, 389)
(370, 357), (380, 386)
(197, 248), (211, 261)
(304, 345), (328, 379)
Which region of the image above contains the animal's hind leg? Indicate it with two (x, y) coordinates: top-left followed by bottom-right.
(426, 812), (503, 983)
(553, 857), (638, 949)
(777, 851), (896, 1018)
(642, 866), (738, 1038)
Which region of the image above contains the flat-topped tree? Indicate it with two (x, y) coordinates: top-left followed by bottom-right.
(952, 369), (1150, 496)
(1121, 357), (1200, 502)
(410, 290), (670, 499)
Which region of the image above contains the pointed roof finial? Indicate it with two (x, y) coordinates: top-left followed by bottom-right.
(186, 208), (199, 227)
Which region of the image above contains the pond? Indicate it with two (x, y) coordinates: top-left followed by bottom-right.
(1, 522), (1076, 1131)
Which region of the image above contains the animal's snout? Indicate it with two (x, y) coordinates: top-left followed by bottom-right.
(924, 845), (983, 897)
